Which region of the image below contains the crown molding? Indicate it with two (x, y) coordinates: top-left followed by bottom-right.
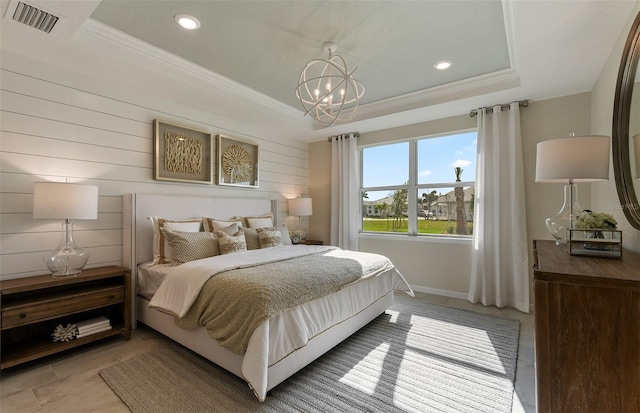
(78, 18), (519, 130)
(351, 68), (520, 123)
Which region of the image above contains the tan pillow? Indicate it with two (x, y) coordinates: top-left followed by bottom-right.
(242, 227), (261, 250)
(161, 229), (220, 266)
(202, 217), (243, 232)
(242, 212), (274, 228)
(150, 217), (202, 264)
(257, 227), (282, 248)
(214, 225), (247, 254)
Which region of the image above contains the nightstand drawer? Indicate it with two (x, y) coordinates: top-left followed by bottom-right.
(2, 285), (125, 328)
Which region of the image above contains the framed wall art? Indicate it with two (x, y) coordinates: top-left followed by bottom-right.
(154, 120), (213, 184)
(217, 134), (259, 188)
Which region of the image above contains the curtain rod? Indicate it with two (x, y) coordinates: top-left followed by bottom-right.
(469, 100), (529, 117)
(328, 132), (360, 142)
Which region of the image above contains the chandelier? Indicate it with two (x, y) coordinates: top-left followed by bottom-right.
(296, 42), (365, 127)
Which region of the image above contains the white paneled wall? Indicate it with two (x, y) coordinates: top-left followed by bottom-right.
(0, 62), (310, 280)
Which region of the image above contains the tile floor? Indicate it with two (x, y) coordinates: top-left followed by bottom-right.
(0, 292), (536, 412)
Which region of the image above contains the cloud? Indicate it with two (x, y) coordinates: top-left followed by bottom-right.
(419, 169), (432, 177)
(451, 159), (472, 167)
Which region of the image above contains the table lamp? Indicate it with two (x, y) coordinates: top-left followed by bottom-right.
(535, 135), (610, 244)
(33, 182), (99, 277)
(289, 197), (313, 243)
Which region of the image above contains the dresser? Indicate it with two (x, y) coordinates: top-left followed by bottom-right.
(533, 240), (640, 413)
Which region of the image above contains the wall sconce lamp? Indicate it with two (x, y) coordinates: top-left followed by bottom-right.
(33, 182), (99, 277)
(288, 197), (313, 243)
(535, 134), (610, 244)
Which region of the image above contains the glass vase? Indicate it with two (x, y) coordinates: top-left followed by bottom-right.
(545, 184), (583, 245)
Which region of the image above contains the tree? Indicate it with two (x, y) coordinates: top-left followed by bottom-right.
(454, 167), (468, 235)
(391, 186), (408, 231)
(376, 202), (390, 230)
(422, 190), (438, 220)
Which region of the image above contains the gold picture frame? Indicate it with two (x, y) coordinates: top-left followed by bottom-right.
(154, 120), (213, 184)
(217, 134), (259, 188)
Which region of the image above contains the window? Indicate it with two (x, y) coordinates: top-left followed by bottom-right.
(361, 131), (477, 237)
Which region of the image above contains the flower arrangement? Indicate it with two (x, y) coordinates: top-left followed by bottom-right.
(574, 210), (617, 229)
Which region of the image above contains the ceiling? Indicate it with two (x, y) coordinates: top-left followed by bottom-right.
(1, 0), (638, 142)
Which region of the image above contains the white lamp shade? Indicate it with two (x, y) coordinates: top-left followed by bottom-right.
(535, 135), (610, 183)
(634, 134), (640, 179)
(289, 197), (313, 216)
(33, 182), (99, 220)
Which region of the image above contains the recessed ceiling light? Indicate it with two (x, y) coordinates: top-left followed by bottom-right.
(434, 60), (453, 70)
(175, 14), (200, 30)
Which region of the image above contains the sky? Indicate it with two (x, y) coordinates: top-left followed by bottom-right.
(362, 131), (477, 202)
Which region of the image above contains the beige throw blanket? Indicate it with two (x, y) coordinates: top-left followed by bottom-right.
(175, 249), (395, 354)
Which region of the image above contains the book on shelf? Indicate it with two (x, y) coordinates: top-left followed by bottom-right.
(76, 325), (112, 339)
(76, 316), (110, 334)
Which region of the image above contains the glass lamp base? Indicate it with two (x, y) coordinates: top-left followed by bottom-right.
(44, 222), (89, 278)
(545, 184), (583, 245)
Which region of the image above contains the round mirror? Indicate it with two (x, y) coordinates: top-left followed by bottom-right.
(613, 11), (640, 230)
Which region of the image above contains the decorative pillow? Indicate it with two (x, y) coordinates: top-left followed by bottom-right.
(214, 225), (247, 254)
(202, 217), (243, 232)
(242, 227), (261, 250)
(278, 224), (293, 245)
(242, 212), (274, 228)
(257, 227), (282, 248)
(150, 217), (202, 264)
(161, 229), (220, 266)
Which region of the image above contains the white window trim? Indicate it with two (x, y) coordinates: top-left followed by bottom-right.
(360, 129), (476, 240)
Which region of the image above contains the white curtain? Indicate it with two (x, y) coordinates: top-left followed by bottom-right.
(330, 133), (360, 250)
(468, 102), (530, 313)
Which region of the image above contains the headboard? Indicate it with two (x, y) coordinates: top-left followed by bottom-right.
(122, 193), (279, 324)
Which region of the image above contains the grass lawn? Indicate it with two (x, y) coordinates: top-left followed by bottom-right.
(362, 218), (473, 235)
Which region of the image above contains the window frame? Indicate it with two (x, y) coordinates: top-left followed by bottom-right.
(360, 129), (477, 239)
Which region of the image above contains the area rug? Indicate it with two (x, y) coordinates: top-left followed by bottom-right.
(100, 300), (520, 413)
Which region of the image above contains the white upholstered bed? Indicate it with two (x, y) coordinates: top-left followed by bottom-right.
(123, 193), (413, 401)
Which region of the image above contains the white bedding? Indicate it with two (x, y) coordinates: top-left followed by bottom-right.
(144, 245), (413, 401)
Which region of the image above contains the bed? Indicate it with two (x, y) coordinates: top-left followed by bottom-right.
(123, 193), (413, 401)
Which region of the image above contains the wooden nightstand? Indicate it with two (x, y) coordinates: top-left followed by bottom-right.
(0, 266), (131, 369)
(300, 240), (323, 245)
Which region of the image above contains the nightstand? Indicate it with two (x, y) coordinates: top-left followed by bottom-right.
(301, 240), (323, 245)
(0, 266), (131, 369)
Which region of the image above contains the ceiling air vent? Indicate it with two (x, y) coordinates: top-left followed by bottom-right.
(12, 1), (59, 33)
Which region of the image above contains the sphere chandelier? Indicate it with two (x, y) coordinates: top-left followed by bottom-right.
(296, 42), (365, 127)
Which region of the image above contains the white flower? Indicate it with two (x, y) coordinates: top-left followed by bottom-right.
(574, 210), (617, 229)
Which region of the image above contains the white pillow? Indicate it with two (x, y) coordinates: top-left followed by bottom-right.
(278, 224), (292, 245)
(242, 212), (274, 228)
(247, 217), (274, 228)
(150, 217), (202, 264)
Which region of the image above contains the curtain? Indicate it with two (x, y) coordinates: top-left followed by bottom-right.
(330, 133), (360, 250)
(468, 102), (530, 313)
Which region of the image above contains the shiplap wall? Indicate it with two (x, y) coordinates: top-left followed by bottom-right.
(0, 64), (310, 281)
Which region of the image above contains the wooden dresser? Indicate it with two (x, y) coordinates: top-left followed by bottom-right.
(533, 240), (640, 413)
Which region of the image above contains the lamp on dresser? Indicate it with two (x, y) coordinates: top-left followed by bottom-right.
(289, 197), (313, 243)
(535, 134), (610, 244)
(33, 182), (99, 277)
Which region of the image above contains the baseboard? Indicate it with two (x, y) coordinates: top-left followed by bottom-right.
(410, 284), (536, 313)
(409, 285), (468, 300)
